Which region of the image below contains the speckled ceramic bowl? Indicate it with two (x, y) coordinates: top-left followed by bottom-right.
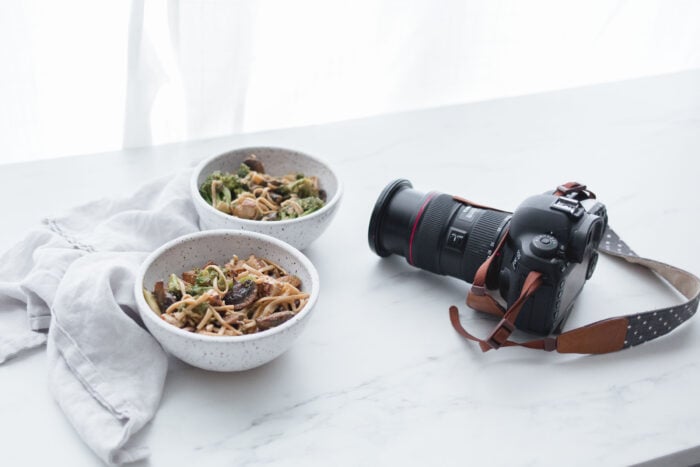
(191, 146), (342, 250)
(134, 230), (320, 372)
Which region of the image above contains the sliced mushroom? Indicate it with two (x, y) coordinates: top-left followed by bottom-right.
(269, 192), (284, 204)
(224, 279), (258, 310)
(262, 212), (278, 221)
(154, 281), (176, 310)
(232, 198), (258, 219)
(243, 155), (266, 173)
(153, 281), (166, 307)
(163, 295), (176, 310)
(318, 189), (327, 202)
(256, 311), (295, 330)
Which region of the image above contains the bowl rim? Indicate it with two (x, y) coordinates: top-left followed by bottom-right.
(190, 146), (343, 225)
(134, 229), (320, 343)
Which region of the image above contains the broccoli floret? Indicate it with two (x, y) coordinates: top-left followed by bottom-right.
(181, 269), (218, 296)
(279, 204), (300, 220)
(237, 163), (251, 178)
(167, 274), (183, 300)
(195, 269), (217, 286)
(218, 172), (244, 196)
(191, 302), (209, 315)
(199, 171), (245, 209)
(298, 196), (325, 215)
(237, 274), (257, 283)
(221, 185), (233, 205)
(199, 171), (223, 204)
(186, 284), (213, 296)
(287, 177), (318, 198)
(199, 187), (212, 204)
(272, 184), (290, 196)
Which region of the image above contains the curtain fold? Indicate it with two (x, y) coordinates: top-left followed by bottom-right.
(2, 0), (700, 165)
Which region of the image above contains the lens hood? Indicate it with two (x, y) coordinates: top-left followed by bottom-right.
(368, 178), (413, 257)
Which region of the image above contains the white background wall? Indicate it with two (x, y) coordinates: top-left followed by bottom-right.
(1, 0), (699, 165)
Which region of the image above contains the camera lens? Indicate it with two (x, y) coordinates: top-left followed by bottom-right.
(368, 179), (511, 283)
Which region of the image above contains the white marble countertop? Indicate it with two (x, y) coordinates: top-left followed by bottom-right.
(2, 70), (700, 466)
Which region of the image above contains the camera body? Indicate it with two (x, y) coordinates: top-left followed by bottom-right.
(491, 193), (607, 334)
(368, 180), (608, 336)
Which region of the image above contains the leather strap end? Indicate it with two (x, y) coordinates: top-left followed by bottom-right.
(467, 292), (505, 318)
(556, 317), (628, 354)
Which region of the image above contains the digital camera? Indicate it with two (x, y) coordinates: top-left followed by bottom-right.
(368, 180), (608, 335)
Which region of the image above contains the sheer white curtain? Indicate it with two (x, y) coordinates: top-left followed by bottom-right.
(1, 0), (700, 165)
(123, 0), (256, 148)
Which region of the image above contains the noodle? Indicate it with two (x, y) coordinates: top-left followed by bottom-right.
(143, 254), (309, 336)
(198, 154), (326, 221)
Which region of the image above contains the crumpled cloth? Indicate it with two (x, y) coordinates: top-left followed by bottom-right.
(0, 169), (199, 464)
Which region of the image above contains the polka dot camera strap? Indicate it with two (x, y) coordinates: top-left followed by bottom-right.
(449, 184), (700, 355)
(571, 227), (700, 353)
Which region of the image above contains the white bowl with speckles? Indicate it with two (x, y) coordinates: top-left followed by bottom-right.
(134, 230), (320, 372)
(191, 146), (342, 250)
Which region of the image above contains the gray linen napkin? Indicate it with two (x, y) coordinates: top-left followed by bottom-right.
(0, 169), (199, 464)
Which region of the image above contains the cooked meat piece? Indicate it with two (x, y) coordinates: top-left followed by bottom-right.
(182, 271), (196, 284)
(278, 275), (302, 288)
(257, 281), (282, 298)
(232, 198), (257, 219)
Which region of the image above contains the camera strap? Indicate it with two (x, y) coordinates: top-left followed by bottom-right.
(449, 183), (700, 354)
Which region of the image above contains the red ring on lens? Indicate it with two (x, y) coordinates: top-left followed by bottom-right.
(408, 192), (436, 265)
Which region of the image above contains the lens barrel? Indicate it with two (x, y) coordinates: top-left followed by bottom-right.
(368, 179), (511, 283)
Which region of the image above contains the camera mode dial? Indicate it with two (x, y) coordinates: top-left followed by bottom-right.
(531, 234), (559, 258)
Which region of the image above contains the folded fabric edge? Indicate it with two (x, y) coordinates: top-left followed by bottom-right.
(49, 319), (156, 464)
(47, 337), (152, 465)
(109, 421), (151, 465)
(31, 314), (52, 330)
(51, 317), (141, 420)
(0, 332), (47, 364)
